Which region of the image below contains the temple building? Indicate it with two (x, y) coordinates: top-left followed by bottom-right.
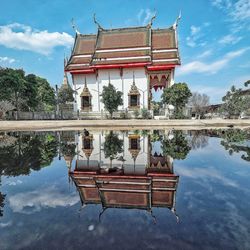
(67, 130), (179, 221)
(65, 14), (181, 115)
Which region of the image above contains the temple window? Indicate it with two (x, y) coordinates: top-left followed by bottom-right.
(128, 134), (141, 160)
(80, 80), (92, 111)
(82, 134), (94, 159)
(128, 82), (140, 109)
(128, 135), (140, 150)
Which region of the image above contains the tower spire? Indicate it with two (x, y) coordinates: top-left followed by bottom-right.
(71, 18), (80, 34)
(108, 72), (111, 84)
(147, 10), (157, 28)
(84, 76), (87, 88)
(172, 11), (181, 30)
(93, 13), (104, 30)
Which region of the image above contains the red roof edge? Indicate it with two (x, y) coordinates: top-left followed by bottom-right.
(65, 69), (96, 74)
(147, 65), (177, 71)
(91, 62), (151, 69)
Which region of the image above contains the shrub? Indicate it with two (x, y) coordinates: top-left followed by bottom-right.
(120, 111), (128, 119)
(141, 108), (150, 119)
(133, 109), (140, 119)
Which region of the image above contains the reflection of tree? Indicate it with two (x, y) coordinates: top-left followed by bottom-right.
(150, 130), (163, 143)
(60, 131), (76, 160)
(0, 178), (5, 217)
(188, 131), (209, 150)
(220, 129), (250, 162)
(103, 131), (123, 167)
(61, 143), (76, 159)
(0, 132), (58, 176)
(161, 131), (191, 160)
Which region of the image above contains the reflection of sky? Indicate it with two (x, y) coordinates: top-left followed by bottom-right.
(151, 141), (163, 155)
(0, 133), (250, 250)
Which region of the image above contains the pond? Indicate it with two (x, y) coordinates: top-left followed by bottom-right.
(0, 129), (250, 250)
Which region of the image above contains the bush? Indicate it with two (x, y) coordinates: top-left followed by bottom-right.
(133, 109), (140, 119)
(120, 111), (128, 119)
(141, 108), (150, 119)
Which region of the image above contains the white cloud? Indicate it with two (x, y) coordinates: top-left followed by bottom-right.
(197, 49), (213, 59)
(219, 34), (243, 44)
(177, 166), (238, 187)
(0, 221), (12, 228)
(186, 23), (210, 48)
(230, 0), (250, 21)
(211, 0), (232, 9)
(0, 23), (74, 55)
(190, 25), (201, 35)
(212, 0), (250, 22)
(4, 179), (23, 186)
(137, 9), (155, 26)
(8, 186), (79, 214)
(177, 48), (248, 76)
(0, 56), (16, 64)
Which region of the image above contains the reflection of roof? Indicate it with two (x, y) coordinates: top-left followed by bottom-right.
(75, 160), (100, 171)
(65, 24), (180, 73)
(70, 170), (178, 211)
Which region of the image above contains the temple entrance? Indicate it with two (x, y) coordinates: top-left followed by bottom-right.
(148, 71), (172, 116)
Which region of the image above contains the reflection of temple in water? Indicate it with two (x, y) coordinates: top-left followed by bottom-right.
(68, 131), (179, 221)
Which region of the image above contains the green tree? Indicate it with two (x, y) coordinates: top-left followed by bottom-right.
(0, 68), (56, 113)
(219, 129), (250, 162)
(162, 83), (192, 119)
(0, 132), (58, 176)
(103, 131), (123, 167)
(58, 85), (74, 104)
(101, 83), (123, 118)
(244, 80), (250, 87)
(188, 92), (210, 119)
(161, 130), (191, 160)
(0, 68), (26, 117)
(36, 77), (56, 111)
(221, 85), (250, 118)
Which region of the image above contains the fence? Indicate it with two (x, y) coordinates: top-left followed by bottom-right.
(6, 111), (77, 120)
(4, 109), (155, 120)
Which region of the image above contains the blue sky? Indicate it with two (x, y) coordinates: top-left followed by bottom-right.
(0, 0), (250, 103)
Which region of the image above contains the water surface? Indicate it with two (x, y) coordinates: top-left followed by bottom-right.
(0, 129), (250, 250)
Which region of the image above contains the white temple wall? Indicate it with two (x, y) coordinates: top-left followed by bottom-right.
(72, 67), (148, 112)
(76, 132), (148, 174)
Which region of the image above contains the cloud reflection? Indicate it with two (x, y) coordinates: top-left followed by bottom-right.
(8, 186), (79, 214)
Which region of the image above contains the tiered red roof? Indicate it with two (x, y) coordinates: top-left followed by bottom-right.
(65, 23), (180, 74)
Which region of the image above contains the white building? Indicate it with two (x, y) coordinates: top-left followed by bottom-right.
(65, 15), (181, 115)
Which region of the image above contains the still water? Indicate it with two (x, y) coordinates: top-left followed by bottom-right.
(0, 129), (250, 250)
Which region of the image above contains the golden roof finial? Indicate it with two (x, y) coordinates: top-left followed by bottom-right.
(172, 11), (181, 30)
(108, 72), (111, 84)
(147, 9), (157, 28)
(71, 18), (80, 34)
(93, 13), (104, 30)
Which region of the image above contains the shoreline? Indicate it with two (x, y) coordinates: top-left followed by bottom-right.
(0, 119), (250, 132)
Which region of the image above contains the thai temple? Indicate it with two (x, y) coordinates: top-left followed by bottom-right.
(62, 130), (179, 221)
(64, 14), (181, 114)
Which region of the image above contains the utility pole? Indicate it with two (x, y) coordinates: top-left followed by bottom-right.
(55, 84), (59, 119)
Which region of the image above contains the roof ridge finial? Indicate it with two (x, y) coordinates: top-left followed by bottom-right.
(64, 53), (67, 67)
(84, 76), (87, 88)
(71, 18), (80, 34)
(93, 13), (104, 31)
(147, 9), (157, 28)
(172, 11), (181, 30)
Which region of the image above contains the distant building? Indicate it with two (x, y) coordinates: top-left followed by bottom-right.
(65, 14), (181, 115)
